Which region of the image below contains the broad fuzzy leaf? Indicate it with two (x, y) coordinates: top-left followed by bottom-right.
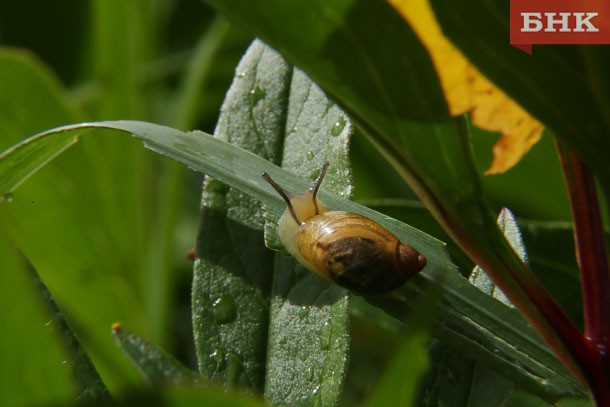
(193, 40), (289, 390)
(264, 66), (353, 407)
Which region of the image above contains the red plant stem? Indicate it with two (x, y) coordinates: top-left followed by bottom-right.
(557, 140), (610, 343)
(557, 139), (610, 404)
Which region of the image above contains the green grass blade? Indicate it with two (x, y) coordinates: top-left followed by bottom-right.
(168, 16), (231, 129)
(112, 324), (201, 387)
(90, 0), (146, 119)
(28, 262), (113, 404)
(0, 49), (82, 199)
(366, 284), (440, 407)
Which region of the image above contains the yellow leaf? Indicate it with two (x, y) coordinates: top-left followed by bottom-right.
(388, 0), (544, 174)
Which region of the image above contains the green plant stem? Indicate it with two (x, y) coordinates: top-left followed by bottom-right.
(556, 138), (610, 405)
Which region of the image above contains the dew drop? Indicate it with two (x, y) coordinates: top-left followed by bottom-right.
(305, 385), (322, 407)
(212, 296), (237, 325)
(237, 71), (246, 78)
(249, 85), (267, 105)
(44, 320), (52, 327)
(2, 192), (13, 203)
(318, 321), (332, 350)
(330, 115), (347, 137)
(209, 349), (225, 372)
(305, 367), (314, 381)
(306, 150), (314, 161)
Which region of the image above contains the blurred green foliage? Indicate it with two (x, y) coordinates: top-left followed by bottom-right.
(0, 1), (252, 402)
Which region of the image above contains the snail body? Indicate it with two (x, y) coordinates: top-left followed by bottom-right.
(262, 163), (427, 294)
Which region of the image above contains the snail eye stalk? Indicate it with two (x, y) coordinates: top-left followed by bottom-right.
(262, 172), (301, 225)
(311, 162), (329, 215)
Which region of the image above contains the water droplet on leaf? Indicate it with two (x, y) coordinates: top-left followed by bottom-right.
(249, 85), (267, 105)
(318, 321), (332, 350)
(212, 296), (237, 325)
(330, 115), (347, 137)
(209, 349), (225, 372)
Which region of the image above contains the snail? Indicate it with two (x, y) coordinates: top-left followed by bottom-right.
(262, 163), (427, 294)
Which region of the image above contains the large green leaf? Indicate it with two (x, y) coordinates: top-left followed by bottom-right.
(0, 120), (583, 400)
